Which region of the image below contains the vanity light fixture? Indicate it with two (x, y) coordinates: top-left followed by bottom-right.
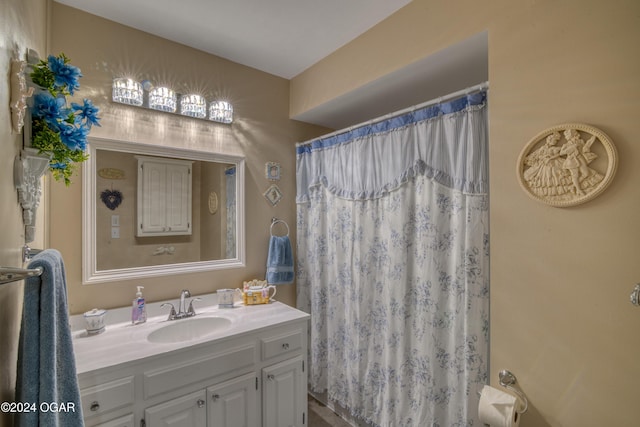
(209, 101), (233, 124)
(180, 94), (207, 119)
(112, 78), (143, 106)
(111, 78), (233, 124)
(149, 87), (176, 113)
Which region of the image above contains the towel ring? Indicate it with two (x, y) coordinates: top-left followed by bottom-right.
(270, 218), (289, 237)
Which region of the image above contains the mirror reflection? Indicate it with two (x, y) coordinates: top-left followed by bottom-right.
(83, 138), (245, 284)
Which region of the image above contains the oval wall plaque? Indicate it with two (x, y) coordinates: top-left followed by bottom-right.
(98, 168), (125, 180)
(208, 191), (218, 214)
(516, 123), (617, 207)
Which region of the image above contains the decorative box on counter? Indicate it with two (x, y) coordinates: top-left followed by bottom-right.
(242, 279), (277, 305)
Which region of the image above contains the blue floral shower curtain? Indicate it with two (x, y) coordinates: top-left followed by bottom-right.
(296, 92), (489, 426)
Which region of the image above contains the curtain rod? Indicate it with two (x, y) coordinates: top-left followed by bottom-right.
(297, 81), (489, 147)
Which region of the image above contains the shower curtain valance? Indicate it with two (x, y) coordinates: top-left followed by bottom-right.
(296, 91), (488, 202)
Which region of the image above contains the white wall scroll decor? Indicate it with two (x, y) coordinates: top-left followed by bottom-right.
(264, 184), (283, 206)
(517, 123), (617, 207)
(14, 149), (51, 242)
(10, 59), (34, 133)
(266, 162), (281, 181)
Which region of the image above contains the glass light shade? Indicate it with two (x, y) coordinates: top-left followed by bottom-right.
(112, 78), (143, 106)
(149, 87), (177, 113)
(180, 94), (207, 119)
(209, 101), (233, 124)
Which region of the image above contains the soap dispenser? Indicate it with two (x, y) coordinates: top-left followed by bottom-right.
(132, 286), (147, 324)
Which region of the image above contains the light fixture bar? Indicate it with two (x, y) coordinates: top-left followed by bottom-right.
(111, 78), (233, 124)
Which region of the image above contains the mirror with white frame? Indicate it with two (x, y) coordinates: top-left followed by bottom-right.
(82, 137), (245, 284)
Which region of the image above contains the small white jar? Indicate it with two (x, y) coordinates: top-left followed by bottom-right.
(83, 308), (107, 335)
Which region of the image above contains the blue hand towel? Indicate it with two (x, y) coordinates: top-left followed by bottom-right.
(266, 235), (294, 285)
(15, 249), (84, 427)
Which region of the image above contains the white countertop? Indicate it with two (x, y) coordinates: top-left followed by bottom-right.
(71, 293), (309, 375)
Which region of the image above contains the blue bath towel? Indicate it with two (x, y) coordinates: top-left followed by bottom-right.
(266, 235), (294, 285)
(15, 249), (84, 427)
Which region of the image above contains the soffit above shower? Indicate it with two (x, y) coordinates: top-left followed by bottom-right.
(292, 32), (489, 130)
(53, 0), (411, 79)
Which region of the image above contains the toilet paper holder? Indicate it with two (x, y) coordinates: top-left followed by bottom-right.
(498, 370), (529, 414)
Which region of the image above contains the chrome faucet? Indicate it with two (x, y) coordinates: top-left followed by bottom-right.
(161, 289), (200, 320)
(179, 289), (191, 315)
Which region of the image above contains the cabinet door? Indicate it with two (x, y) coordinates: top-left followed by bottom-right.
(137, 157), (192, 236)
(139, 161), (168, 234)
(164, 163), (192, 234)
(93, 413), (134, 427)
(262, 356), (305, 427)
(144, 390), (206, 427)
(207, 373), (258, 427)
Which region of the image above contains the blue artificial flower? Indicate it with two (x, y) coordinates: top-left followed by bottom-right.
(47, 54), (82, 95)
(58, 122), (89, 151)
(50, 162), (68, 170)
(28, 53), (97, 184)
(32, 92), (68, 129)
(71, 99), (101, 128)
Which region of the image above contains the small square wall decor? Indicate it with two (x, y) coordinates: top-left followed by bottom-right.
(265, 162), (281, 181)
(263, 184), (283, 206)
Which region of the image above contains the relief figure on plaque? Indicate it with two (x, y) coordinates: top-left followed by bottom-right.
(523, 132), (568, 197)
(559, 128), (603, 196)
(523, 128), (603, 200)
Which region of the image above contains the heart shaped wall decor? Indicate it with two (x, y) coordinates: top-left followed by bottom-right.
(101, 189), (123, 210)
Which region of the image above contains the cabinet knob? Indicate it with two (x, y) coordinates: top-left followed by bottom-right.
(282, 343), (290, 349)
(90, 401), (100, 412)
(197, 399), (205, 408)
(267, 374), (275, 380)
(211, 394), (220, 401)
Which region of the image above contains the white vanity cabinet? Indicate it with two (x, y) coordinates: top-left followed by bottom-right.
(262, 356), (305, 427)
(142, 373), (259, 427)
(79, 373), (135, 426)
(207, 373), (259, 427)
(75, 305), (308, 427)
(93, 414), (136, 427)
(145, 390), (207, 426)
(136, 156), (193, 237)
(260, 328), (307, 427)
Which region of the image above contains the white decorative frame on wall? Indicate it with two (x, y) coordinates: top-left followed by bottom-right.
(263, 184), (283, 206)
(265, 161), (281, 181)
(517, 123), (618, 207)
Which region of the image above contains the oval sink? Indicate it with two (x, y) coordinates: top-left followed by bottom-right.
(147, 316), (232, 343)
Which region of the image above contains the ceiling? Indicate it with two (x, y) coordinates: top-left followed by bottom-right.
(54, 0), (411, 79)
(54, 0), (487, 130)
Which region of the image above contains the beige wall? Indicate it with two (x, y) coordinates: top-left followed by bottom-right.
(3, 1), (639, 426)
(292, 1), (640, 426)
(0, 1), (48, 426)
(48, 4), (330, 314)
